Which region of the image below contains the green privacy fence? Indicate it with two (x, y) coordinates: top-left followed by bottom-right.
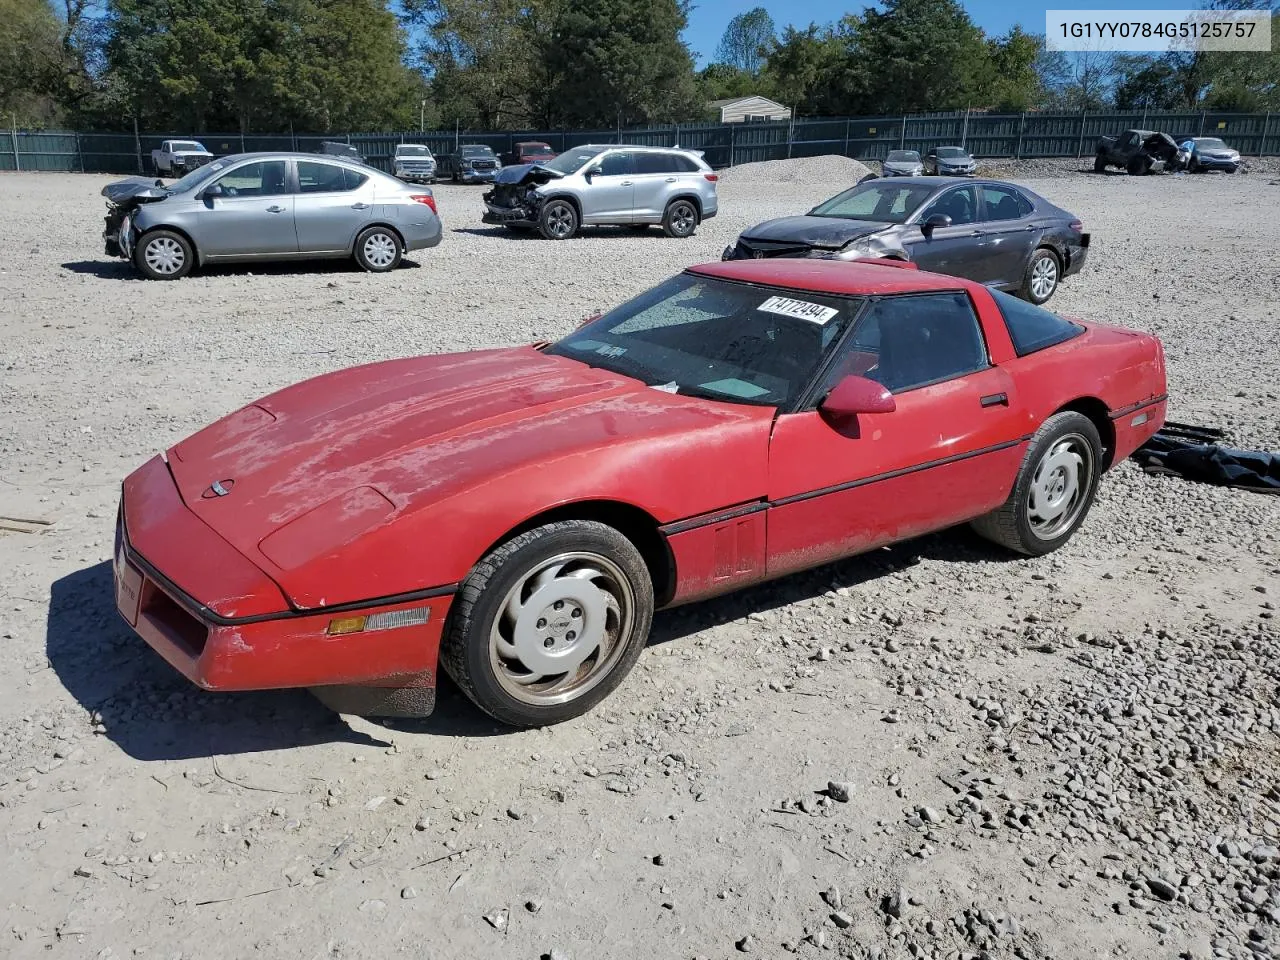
(3, 110), (1276, 175)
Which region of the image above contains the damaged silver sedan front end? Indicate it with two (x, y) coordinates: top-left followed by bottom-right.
(101, 178), (170, 259)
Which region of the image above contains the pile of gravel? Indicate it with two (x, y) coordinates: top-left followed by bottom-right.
(719, 154), (873, 186)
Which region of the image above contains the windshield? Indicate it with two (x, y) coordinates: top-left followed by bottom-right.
(461, 145), (494, 157)
(1197, 138), (1227, 149)
(541, 148), (599, 174)
(170, 141), (205, 152)
(545, 273), (861, 407)
(887, 151), (920, 162)
(164, 159), (227, 192)
(397, 146), (432, 157)
(937, 147), (967, 158)
(809, 180), (937, 224)
(521, 143), (553, 153)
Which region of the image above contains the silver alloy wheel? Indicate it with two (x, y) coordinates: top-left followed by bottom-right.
(1030, 255), (1058, 300)
(1026, 433), (1094, 540)
(545, 203), (574, 239)
(489, 551), (634, 705)
(670, 201), (696, 235)
(363, 232), (397, 269)
(144, 236), (185, 275)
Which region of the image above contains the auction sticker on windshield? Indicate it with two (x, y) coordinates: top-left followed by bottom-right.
(757, 296), (839, 325)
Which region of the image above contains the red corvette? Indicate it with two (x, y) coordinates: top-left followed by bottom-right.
(113, 259), (1166, 726)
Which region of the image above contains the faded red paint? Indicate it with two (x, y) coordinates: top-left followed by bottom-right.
(114, 260), (1166, 702)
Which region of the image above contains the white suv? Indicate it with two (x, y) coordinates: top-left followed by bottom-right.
(482, 144), (719, 240)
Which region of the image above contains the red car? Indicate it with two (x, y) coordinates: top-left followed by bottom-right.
(113, 260), (1166, 727)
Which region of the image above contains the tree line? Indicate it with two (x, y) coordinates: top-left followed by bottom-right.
(2, 0), (1276, 133)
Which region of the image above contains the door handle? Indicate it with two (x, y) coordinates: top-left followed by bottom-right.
(265, 205), (286, 214)
(351, 202), (370, 210)
(620, 181), (633, 186)
(967, 230), (982, 237)
(665, 177), (677, 182)
(980, 392), (1009, 407)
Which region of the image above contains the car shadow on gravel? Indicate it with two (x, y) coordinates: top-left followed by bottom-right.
(59, 259), (423, 281)
(647, 527), (1014, 646)
(47, 562), (397, 761)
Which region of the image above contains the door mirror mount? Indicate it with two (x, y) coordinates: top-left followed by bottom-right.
(584, 166), (601, 182)
(819, 375), (896, 422)
(921, 213), (951, 234)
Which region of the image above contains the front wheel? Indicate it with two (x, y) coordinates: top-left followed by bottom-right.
(1019, 247), (1059, 304)
(538, 199), (579, 240)
(971, 412), (1102, 557)
(662, 199), (698, 238)
(440, 520), (655, 726)
(354, 226), (402, 272)
(133, 229), (193, 280)
(1093, 155), (1106, 173)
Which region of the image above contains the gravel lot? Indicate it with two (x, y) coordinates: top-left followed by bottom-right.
(1, 160), (1278, 960)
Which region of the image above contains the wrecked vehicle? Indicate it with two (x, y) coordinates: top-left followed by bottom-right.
(724, 177), (1088, 304)
(101, 152), (441, 280)
(1094, 129), (1183, 175)
(482, 144), (719, 240)
(111, 257), (1166, 727)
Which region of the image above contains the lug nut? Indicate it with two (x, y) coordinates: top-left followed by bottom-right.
(536, 618), (547, 628)
(566, 630), (576, 641)
(543, 638), (554, 648)
(553, 600), (564, 610)
(571, 607), (581, 617)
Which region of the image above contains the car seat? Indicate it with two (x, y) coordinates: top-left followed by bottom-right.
(992, 194), (1021, 220)
(262, 164), (286, 195)
(934, 190), (973, 224)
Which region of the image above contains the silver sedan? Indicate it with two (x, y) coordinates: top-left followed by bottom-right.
(102, 152), (443, 280)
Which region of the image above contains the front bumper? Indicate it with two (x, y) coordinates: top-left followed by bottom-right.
(459, 169), (498, 183)
(396, 169), (437, 182)
(483, 203), (536, 227)
(114, 455), (452, 697)
(1196, 157), (1239, 171)
(937, 167), (976, 176)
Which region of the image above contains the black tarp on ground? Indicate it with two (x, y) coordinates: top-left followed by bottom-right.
(1133, 422), (1280, 494)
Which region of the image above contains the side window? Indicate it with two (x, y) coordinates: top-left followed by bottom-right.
(343, 168), (369, 191)
(635, 152), (677, 175)
(212, 160), (288, 197)
(818, 293), (988, 397)
(980, 185), (1028, 222)
(673, 154), (701, 173)
(297, 161), (349, 193)
(990, 290), (1083, 356)
(921, 186), (977, 225)
(599, 152), (636, 177)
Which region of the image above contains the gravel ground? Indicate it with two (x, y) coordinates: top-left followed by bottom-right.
(1, 163), (1278, 960)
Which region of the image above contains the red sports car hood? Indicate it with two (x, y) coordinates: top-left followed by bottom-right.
(164, 347), (769, 607)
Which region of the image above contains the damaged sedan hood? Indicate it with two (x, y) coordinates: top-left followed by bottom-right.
(102, 177), (170, 205)
(493, 162), (564, 186)
(741, 216), (892, 250)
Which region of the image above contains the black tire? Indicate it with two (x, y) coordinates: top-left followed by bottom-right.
(133, 229), (194, 280)
(1019, 247), (1060, 305)
(1093, 155), (1106, 173)
(971, 411), (1102, 557)
(440, 520), (655, 727)
(538, 199), (579, 240)
(1126, 155), (1150, 176)
(661, 198), (698, 238)
(353, 226), (403, 273)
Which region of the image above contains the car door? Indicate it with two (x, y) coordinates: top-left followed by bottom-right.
(765, 291), (1032, 577)
(630, 152), (677, 222)
(293, 160), (375, 254)
(580, 151), (636, 223)
(196, 159), (297, 258)
(901, 185), (984, 279)
(971, 184), (1037, 286)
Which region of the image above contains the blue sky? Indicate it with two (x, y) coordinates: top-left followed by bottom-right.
(683, 0), (1187, 64)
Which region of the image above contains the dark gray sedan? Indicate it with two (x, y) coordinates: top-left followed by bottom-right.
(722, 177), (1090, 304)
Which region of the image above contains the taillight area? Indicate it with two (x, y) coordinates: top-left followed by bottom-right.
(704, 173), (719, 182)
(411, 194), (438, 214)
(1069, 220), (1083, 232)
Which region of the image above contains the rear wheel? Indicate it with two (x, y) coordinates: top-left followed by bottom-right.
(354, 226), (402, 272)
(662, 199), (698, 238)
(1093, 155), (1106, 173)
(971, 412), (1102, 557)
(440, 520), (654, 726)
(538, 199), (579, 240)
(1126, 155), (1150, 176)
(1019, 247), (1060, 304)
(133, 229), (193, 280)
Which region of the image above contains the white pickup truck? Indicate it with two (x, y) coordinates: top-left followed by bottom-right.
(151, 140), (214, 177)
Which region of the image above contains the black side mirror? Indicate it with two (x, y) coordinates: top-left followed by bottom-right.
(202, 184), (223, 202)
(585, 166), (601, 181)
(921, 213), (951, 234)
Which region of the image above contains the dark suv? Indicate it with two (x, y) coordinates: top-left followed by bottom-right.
(438, 144), (502, 184)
